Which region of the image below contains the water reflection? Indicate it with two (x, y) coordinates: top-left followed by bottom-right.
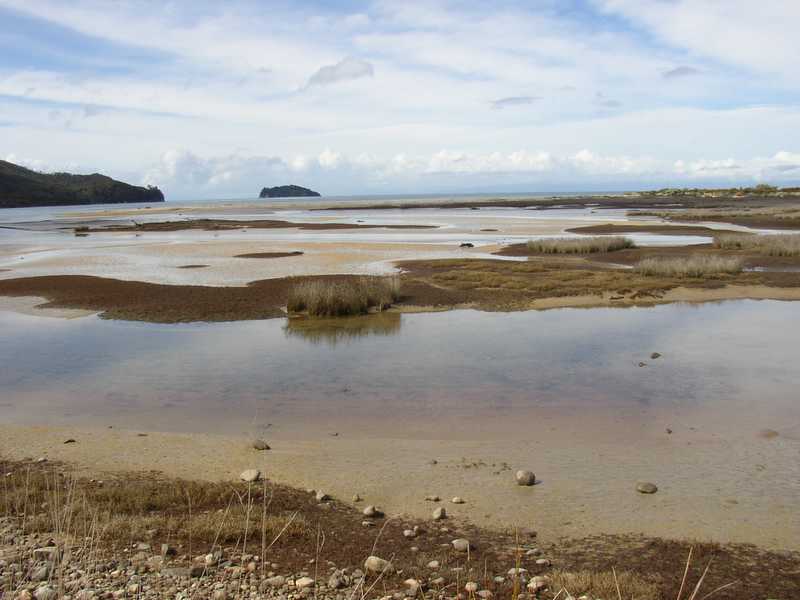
(283, 312), (401, 345)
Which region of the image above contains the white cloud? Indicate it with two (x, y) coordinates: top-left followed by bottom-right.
(305, 57), (374, 88)
(490, 96), (541, 110)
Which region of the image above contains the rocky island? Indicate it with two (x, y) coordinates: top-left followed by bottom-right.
(259, 184), (321, 198)
(0, 159), (164, 209)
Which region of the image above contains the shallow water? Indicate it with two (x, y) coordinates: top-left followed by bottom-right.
(1, 300), (799, 440)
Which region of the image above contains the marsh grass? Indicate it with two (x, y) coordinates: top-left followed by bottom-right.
(634, 255), (743, 277)
(713, 233), (800, 256)
(526, 236), (635, 254)
(287, 276), (400, 317)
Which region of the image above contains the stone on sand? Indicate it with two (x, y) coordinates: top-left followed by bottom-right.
(515, 470), (536, 486)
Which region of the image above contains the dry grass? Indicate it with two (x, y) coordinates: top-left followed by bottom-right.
(713, 233), (800, 256)
(526, 236), (635, 254)
(631, 206), (800, 223)
(287, 275), (400, 317)
(634, 255), (743, 277)
(548, 568), (660, 599)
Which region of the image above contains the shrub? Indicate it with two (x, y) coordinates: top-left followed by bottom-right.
(526, 236), (635, 254)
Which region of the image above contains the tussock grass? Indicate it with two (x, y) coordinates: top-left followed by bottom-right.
(526, 236), (635, 254)
(634, 255), (742, 277)
(713, 233), (800, 256)
(287, 276), (400, 317)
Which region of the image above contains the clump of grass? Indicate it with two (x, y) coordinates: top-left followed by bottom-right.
(713, 233), (800, 256)
(526, 236), (635, 254)
(634, 255), (743, 277)
(287, 276), (400, 317)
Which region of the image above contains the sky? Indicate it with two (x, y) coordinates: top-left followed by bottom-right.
(1, 0), (800, 200)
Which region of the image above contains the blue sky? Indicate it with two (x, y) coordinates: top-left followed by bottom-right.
(1, 0), (800, 199)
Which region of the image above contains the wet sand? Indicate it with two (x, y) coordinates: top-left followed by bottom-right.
(1, 416), (797, 551)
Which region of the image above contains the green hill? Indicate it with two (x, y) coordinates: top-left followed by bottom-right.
(0, 160), (165, 209)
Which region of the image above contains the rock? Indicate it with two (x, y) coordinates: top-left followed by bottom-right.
(264, 575), (286, 587)
(651, 352), (662, 359)
(403, 529), (416, 538)
(427, 560), (440, 570)
(404, 578), (421, 593)
(525, 548), (541, 556)
(451, 538), (472, 553)
(34, 586), (56, 600)
(460, 243), (474, 248)
(425, 495), (440, 502)
(240, 469), (261, 483)
(252, 439), (271, 451)
(528, 576), (550, 592)
(432, 506), (447, 520)
(295, 577), (315, 589)
(638, 362), (647, 367)
(352, 494), (362, 502)
(362, 505), (383, 518)
(431, 577), (446, 586)
(515, 470), (536, 486)
(328, 571), (349, 589)
(315, 490), (330, 502)
(477, 591), (493, 599)
(361, 520), (375, 527)
(451, 497), (465, 504)
(364, 556), (393, 575)
(30, 565), (51, 582)
(636, 482), (658, 494)
(63, 439), (76, 444)
(508, 568), (528, 577)
(535, 558), (551, 567)
(465, 582), (478, 593)
(211, 590), (227, 600)
(161, 543), (177, 557)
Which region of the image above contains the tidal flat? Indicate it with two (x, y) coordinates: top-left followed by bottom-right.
(2, 195), (800, 598)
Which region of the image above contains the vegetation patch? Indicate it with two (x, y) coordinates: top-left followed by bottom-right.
(287, 276), (400, 317)
(635, 256), (743, 277)
(713, 233), (800, 256)
(526, 236), (635, 254)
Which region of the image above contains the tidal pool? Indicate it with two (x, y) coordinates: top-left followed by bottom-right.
(1, 299), (799, 440)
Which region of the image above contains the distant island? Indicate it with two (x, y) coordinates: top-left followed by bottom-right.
(0, 159), (165, 209)
(259, 184), (320, 198)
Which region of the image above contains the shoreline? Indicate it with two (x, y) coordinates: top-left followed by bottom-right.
(3, 452), (798, 600)
(1, 422), (798, 553)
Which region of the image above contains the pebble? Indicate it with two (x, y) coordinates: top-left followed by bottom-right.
(362, 505), (383, 518)
(432, 507), (446, 520)
(528, 576), (550, 592)
(451, 497), (465, 504)
(315, 490), (330, 502)
(295, 576), (315, 589)
(424, 495), (440, 502)
(239, 469), (261, 483)
(364, 556), (393, 574)
(252, 439), (271, 451)
(515, 470), (536, 486)
(651, 352), (662, 359)
(508, 568), (527, 577)
(535, 558), (551, 567)
(636, 482), (659, 494)
(451, 538), (472, 553)
(464, 582), (478, 593)
(352, 494), (362, 502)
(427, 560), (440, 570)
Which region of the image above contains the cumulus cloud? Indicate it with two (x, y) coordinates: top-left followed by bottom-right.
(305, 57), (374, 88)
(490, 96), (541, 109)
(663, 66), (700, 79)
